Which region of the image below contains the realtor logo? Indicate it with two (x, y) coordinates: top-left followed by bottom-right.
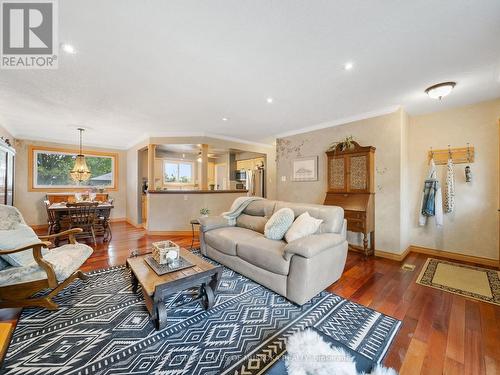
(1, 0), (58, 69)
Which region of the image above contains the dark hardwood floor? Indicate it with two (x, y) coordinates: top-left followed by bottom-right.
(1, 221), (499, 374)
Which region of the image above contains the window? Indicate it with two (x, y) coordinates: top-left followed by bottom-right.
(163, 160), (193, 184)
(29, 146), (118, 191)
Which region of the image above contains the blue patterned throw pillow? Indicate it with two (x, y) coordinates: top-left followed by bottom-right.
(264, 208), (295, 240)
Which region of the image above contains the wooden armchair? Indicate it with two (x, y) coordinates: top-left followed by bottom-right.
(0, 228), (93, 310)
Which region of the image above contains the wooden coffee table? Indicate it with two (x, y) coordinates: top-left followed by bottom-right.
(126, 248), (222, 330)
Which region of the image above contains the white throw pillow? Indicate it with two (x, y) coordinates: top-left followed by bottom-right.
(0, 224), (46, 267)
(264, 208), (295, 240)
(285, 212), (323, 243)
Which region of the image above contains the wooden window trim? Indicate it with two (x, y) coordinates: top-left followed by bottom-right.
(28, 145), (119, 192)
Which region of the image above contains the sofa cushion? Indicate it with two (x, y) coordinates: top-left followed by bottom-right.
(0, 224), (47, 267)
(275, 201), (344, 234)
(243, 200), (276, 217)
(236, 214), (268, 234)
(237, 237), (290, 276)
(204, 227), (264, 256)
(264, 208), (295, 240)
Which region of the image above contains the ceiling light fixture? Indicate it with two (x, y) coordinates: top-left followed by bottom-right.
(266, 97), (274, 103)
(344, 62), (354, 71)
(222, 117), (228, 121)
(61, 43), (76, 54)
(425, 82), (456, 100)
(70, 128), (91, 183)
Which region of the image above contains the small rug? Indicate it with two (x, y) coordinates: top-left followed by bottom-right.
(416, 258), (500, 305)
(1, 251), (401, 375)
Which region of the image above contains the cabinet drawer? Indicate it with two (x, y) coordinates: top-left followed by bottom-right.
(347, 220), (365, 232)
(344, 211), (366, 220)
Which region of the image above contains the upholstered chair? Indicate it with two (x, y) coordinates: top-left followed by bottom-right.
(0, 205), (93, 310)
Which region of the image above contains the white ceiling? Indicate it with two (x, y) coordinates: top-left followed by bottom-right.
(1, 0), (499, 149)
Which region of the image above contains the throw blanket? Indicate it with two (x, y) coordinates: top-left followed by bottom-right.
(418, 159), (443, 226)
(222, 196), (263, 225)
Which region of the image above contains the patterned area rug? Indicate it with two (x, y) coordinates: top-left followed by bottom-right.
(1, 252), (401, 374)
(417, 257), (500, 306)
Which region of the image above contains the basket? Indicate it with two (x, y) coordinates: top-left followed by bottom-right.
(152, 240), (180, 265)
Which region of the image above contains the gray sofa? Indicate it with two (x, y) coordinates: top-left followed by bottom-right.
(199, 199), (348, 305)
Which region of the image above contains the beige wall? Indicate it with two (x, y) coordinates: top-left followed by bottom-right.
(408, 98), (500, 260)
(400, 109), (411, 251)
(14, 140), (127, 226)
(276, 109), (407, 253)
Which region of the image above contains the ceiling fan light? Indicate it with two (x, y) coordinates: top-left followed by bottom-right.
(425, 82), (456, 100)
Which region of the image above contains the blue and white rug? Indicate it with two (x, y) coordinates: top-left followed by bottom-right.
(1, 252), (401, 374)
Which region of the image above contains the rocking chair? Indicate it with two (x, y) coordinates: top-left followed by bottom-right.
(0, 205), (93, 310)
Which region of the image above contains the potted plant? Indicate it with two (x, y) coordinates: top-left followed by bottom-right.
(327, 135), (355, 152)
(200, 208), (210, 217)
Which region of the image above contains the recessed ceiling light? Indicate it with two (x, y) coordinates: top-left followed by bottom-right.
(344, 62), (354, 71)
(61, 43), (76, 54)
(425, 82), (456, 100)
(222, 117), (228, 121)
(266, 97), (274, 103)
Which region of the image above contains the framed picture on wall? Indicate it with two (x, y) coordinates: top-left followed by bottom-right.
(292, 156), (318, 181)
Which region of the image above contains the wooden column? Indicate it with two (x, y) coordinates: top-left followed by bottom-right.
(200, 144), (209, 190)
(148, 144), (156, 191)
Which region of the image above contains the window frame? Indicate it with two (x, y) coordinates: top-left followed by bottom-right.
(162, 159), (195, 186)
(28, 145), (119, 192)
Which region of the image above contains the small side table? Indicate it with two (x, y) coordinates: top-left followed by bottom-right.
(190, 219), (200, 250)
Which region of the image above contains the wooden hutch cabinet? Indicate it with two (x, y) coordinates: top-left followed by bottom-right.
(324, 142), (375, 256)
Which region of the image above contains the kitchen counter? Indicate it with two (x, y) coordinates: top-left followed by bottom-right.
(148, 189), (248, 194)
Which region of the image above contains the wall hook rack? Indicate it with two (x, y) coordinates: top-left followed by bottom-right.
(427, 145), (475, 165)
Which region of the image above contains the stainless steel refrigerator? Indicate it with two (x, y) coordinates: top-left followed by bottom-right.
(251, 168), (265, 197)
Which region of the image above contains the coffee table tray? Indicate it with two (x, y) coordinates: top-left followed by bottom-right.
(144, 255), (194, 275)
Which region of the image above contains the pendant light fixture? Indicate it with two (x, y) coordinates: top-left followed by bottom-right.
(70, 128), (91, 183)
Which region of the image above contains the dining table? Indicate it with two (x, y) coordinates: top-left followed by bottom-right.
(47, 202), (114, 239)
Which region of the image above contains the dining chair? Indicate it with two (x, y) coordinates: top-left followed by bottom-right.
(44, 200), (57, 235)
(67, 202), (99, 246)
(95, 207), (112, 242)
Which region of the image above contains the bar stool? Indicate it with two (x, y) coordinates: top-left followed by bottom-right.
(190, 219), (200, 250)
